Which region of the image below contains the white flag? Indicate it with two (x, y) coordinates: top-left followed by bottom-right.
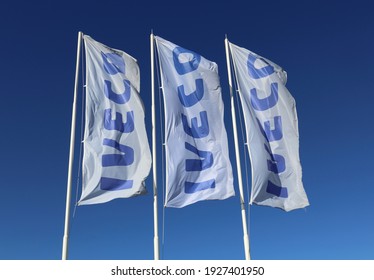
(229, 42), (309, 211)
(155, 36), (234, 208)
(79, 35), (151, 205)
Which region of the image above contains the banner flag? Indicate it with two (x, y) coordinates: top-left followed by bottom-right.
(155, 36), (234, 208)
(79, 35), (151, 205)
(229, 42), (309, 211)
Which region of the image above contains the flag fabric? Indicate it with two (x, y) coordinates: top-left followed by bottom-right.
(229, 41), (309, 211)
(79, 35), (151, 205)
(155, 36), (234, 208)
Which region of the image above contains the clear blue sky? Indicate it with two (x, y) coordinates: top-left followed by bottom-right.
(0, 0), (373, 260)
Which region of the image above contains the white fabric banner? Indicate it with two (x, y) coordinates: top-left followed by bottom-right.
(229, 42), (309, 211)
(79, 35), (151, 205)
(155, 36), (234, 208)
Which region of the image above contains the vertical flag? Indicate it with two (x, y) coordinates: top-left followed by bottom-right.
(155, 36), (234, 208)
(229, 42), (309, 211)
(79, 35), (151, 205)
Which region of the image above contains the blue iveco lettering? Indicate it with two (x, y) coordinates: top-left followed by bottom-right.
(172, 46), (215, 194)
(248, 53), (288, 198)
(100, 51), (134, 191)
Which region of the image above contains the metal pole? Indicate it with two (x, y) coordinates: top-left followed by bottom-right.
(62, 31), (83, 260)
(224, 37), (251, 260)
(150, 32), (160, 260)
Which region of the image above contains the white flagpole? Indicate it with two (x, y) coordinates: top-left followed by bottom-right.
(225, 37), (251, 260)
(62, 31), (83, 260)
(150, 32), (160, 260)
